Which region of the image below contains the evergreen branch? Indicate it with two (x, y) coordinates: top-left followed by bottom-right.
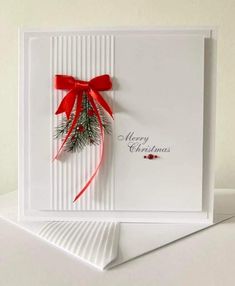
(54, 92), (112, 153)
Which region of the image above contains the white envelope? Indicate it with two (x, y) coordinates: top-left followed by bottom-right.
(0, 191), (231, 270)
(19, 28), (216, 223)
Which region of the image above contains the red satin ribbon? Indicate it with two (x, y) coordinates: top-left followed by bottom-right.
(54, 74), (113, 202)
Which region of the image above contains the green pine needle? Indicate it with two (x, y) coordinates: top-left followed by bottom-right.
(54, 93), (112, 153)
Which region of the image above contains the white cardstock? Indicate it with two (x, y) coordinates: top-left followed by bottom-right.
(19, 28), (216, 223)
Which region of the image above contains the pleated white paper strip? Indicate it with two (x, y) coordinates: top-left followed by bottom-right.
(38, 221), (120, 270)
(1, 192), (233, 271)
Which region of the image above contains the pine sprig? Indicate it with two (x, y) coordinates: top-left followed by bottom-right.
(54, 115), (73, 139)
(54, 93), (112, 153)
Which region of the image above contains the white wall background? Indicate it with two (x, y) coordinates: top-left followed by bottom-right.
(0, 0), (234, 194)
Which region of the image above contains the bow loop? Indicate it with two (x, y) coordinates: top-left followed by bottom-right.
(89, 74), (112, 91)
(55, 75), (75, 90)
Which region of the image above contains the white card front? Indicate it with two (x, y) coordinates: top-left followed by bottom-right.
(19, 29), (216, 222)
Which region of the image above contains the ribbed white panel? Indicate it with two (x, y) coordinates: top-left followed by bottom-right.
(50, 35), (115, 211)
(38, 221), (119, 270)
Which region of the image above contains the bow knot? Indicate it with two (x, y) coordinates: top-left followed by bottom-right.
(74, 80), (89, 91)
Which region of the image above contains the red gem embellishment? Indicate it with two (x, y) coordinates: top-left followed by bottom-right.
(87, 109), (94, 116)
(144, 154), (159, 160)
(77, 124), (85, 132)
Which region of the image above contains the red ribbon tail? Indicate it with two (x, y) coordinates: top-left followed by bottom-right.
(73, 96), (104, 203)
(53, 94), (83, 160)
(89, 89), (113, 119)
(55, 90), (77, 120)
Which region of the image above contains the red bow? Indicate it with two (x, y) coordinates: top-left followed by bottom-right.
(54, 74), (113, 202)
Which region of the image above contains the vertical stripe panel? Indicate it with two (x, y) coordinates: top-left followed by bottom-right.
(50, 34), (115, 211)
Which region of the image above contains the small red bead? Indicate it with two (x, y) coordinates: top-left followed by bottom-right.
(87, 109), (94, 116)
(144, 155), (147, 158)
(77, 124), (85, 132)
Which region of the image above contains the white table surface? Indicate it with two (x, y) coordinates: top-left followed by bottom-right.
(1, 189), (235, 286)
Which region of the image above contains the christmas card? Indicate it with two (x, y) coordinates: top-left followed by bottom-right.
(19, 28), (216, 223)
